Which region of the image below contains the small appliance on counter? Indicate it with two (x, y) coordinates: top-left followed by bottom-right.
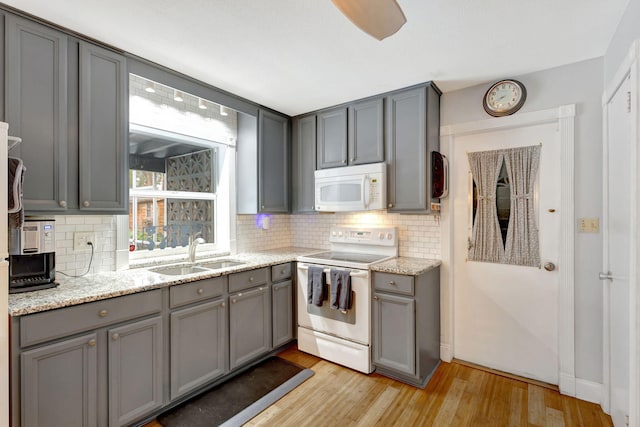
(8, 219), (58, 293)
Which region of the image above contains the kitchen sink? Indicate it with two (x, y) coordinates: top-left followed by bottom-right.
(150, 265), (212, 276)
(198, 259), (246, 269)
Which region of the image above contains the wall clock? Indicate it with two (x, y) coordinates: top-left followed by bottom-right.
(483, 79), (527, 117)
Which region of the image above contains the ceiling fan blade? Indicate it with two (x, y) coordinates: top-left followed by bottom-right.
(332, 0), (407, 40)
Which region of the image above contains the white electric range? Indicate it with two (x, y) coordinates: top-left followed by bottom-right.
(296, 226), (398, 373)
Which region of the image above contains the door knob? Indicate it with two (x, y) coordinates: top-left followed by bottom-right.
(599, 271), (614, 281)
(544, 262), (556, 271)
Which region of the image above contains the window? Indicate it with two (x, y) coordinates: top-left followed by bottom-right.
(128, 75), (237, 259)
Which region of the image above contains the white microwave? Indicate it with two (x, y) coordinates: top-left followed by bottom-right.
(314, 162), (386, 212)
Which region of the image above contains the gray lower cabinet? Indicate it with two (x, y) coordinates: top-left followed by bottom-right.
(291, 114), (316, 213)
(170, 298), (227, 400)
(229, 285), (271, 369)
(317, 107), (348, 168)
(21, 333), (98, 427)
(79, 41), (127, 212)
(271, 263), (294, 347)
(372, 267), (440, 388)
(385, 84), (441, 213)
(258, 109), (290, 213)
(5, 15), (69, 212)
(108, 316), (163, 427)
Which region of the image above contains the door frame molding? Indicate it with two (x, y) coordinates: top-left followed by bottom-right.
(601, 39), (640, 422)
(440, 104), (576, 395)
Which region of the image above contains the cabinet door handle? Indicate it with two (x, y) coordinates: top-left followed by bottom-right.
(221, 302), (226, 308)
(59, 200), (67, 208)
(112, 333), (120, 341)
(197, 288), (204, 295)
(88, 339), (96, 347)
(388, 203), (393, 208)
(388, 281), (396, 286)
(232, 298), (237, 304)
(373, 295), (379, 300)
(350, 158), (355, 162)
(83, 200), (91, 208)
(99, 309), (108, 318)
(259, 287), (263, 291)
(342, 159), (347, 164)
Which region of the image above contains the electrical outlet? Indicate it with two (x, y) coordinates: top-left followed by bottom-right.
(578, 217), (599, 233)
(74, 232), (96, 251)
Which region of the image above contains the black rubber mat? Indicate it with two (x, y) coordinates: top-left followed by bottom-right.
(157, 357), (312, 427)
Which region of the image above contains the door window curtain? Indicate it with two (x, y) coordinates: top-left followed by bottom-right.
(503, 145), (541, 266)
(468, 150), (505, 263)
(467, 145), (541, 267)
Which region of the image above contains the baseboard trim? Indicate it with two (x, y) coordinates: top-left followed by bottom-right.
(440, 344), (452, 362)
(453, 359), (559, 391)
(559, 373), (576, 397)
(575, 378), (603, 405)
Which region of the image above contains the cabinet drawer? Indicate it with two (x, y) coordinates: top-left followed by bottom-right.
(271, 263), (292, 282)
(170, 276), (225, 309)
(20, 290), (162, 347)
(374, 273), (414, 296)
(229, 267), (268, 293)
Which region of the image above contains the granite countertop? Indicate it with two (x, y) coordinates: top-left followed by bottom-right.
(8, 247), (319, 317)
(371, 257), (441, 276)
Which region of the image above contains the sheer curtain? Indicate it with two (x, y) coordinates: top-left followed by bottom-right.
(503, 145), (541, 266)
(467, 150), (504, 263)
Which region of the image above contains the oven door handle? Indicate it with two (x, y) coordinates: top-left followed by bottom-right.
(297, 263), (369, 277)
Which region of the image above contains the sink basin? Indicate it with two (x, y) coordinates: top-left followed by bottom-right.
(150, 265), (211, 276)
(198, 260), (246, 269)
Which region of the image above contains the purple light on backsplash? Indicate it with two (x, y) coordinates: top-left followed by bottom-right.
(255, 214), (272, 229)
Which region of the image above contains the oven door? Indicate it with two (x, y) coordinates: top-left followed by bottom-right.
(296, 262), (370, 345)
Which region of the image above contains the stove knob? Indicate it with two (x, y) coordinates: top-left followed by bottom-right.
(387, 233), (393, 240)
(338, 232), (343, 237)
(379, 232), (384, 240)
(332, 231), (336, 236)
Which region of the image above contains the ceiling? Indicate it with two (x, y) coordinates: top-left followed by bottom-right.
(5, 0), (630, 116)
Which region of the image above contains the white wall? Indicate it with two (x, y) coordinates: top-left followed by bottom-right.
(604, 0), (640, 84)
(441, 57), (604, 384)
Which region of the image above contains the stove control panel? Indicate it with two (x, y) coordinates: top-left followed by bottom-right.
(329, 226), (397, 247)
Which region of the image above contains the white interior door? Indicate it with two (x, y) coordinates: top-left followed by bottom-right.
(604, 73), (632, 426)
(452, 121), (561, 384)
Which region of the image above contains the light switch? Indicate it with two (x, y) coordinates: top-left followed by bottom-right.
(578, 218), (599, 233)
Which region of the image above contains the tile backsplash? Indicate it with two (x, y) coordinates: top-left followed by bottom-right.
(53, 215), (116, 276)
(51, 211), (440, 274)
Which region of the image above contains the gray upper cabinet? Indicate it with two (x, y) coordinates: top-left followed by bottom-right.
(386, 84), (440, 212)
(79, 42), (127, 212)
(108, 316), (163, 427)
(258, 109), (289, 213)
(4, 14), (128, 214)
(21, 333), (98, 427)
(5, 15), (69, 212)
(348, 98), (384, 165)
(229, 285), (271, 369)
(316, 107), (348, 169)
(291, 114), (316, 213)
(170, 298), (227, 400)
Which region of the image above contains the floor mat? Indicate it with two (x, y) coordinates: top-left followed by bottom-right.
(157, 357), (314, 427)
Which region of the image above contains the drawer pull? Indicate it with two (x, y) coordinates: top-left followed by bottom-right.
(197, 288), (204, 295)
(249, 277), (254, 282)
(88, 339), (96, 347)
(280, 269), (286, 274)
(259, 287), (263, 291)
(59, 200), (67, 208)
(99, 309), (108, 318)
(112, 333), (120, 341)
(388, 281), (396, 286)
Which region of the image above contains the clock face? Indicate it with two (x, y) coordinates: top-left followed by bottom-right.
(483, 80), (526, 116)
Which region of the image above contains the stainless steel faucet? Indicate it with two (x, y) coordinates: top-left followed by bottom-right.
(188, 235), (206, 263)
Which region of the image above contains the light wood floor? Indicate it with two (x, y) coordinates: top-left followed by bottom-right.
(147, 345), (613, 426)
